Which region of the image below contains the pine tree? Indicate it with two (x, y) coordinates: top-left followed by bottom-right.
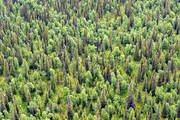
(162, 102), (169, 118)
(4, 60), (10, 81)
(173, 69), (176, 83)
(137, 110), (141, 120)
(177, 103), (180, 118)
(143, 76), (147, 91)
(126, 82), (135, 109)
(156, 10), (159, 25)
(125, 0), (132, 17)
(11, 108), (16, 120)
(174, 16), (178, 30)
(137, 87), (141, 103)
(149, 108), (152, 120)
(56, 71), (60, 84)
(147, 76), (150, 92)
(0, 91), (5, 114)
(4, 95), (9, 112)
(130, 15), (134, 27)
(130, 110), (134, 120)
(121, 15), (123, 24)
(109, 35), (112, 51)
(76, 82), (81, 94)
(134, 44), (140, 61)
(24, 60), (28, 80)
(151, 74), (156, 96)
(96, 40), (100, 53)
(67, 97), (73, 119)
(21, 82), (26, 102)
(137, 67), (141, 82)
(157, 72), (162, 86)
(6, 87), (12, 102)
(45, 56), (49, 77)
(13, 97), (19, 117)
(85, 57), (89, 71)
(100, 86), (107, 108)
(124, 106), (128, 120)
(96, 110), (100, 120)
(145, 114), (148, 120)
(106, 64), (111, 83)
(166, 69), (170, 83)
(63, 69), (67, 86)
(102, 52), (105, 68)
(126, 62), (130, 75)
(39, 79), (43, 96)
(83, 28), (87, 47)
(119, 79), (122, 94)
(162, 71), (165, 83)
(144, 90), (147, 104)
(171, 58), (174, 73)
(91, 64), (94, 78)
(22, 4), (29, 21)
(156, 104), (160, 120)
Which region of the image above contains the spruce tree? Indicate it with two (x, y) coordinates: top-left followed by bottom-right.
(137, 87), (141, 103)
(126, 82), (135, 109)
(67, 97), (73, 119)
(156, 104), (160, 120)
(177, 103), (180, 118)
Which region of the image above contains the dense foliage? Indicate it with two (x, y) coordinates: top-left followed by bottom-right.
(0, 0), (179, 119)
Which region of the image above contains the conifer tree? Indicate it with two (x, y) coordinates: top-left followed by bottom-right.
(126, 82), (135, 109)
(67, 97), (73, 119)
(143, 76), (147, 91)
(21, 82), (26, 102)
(177, 103), (180, 118)
(137, 87), (141, 103)
(151, 73), (156, 96)
(156, 104), (160, 120)
(119, 79), (122, 94)
(149, 108), (152, 120)
(174, 16), (178, 30)
(106, 64), (111, 83)
(100, 86), (107, 108)
(124, 106), (128, 120)
(134, 44), (140, 61)
(162, 102), (169, 118)
(137, 110), (141, 120)
(173, 69), (176, 83)
(144, 90), (147, 104)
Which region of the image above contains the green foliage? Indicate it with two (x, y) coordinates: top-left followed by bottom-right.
(33, 71), (39, 81)
(73, 113), (79, 120)
(155, 87), (164, 103)
(162, 39), (169, 50)
(0, 0), (179, 119)
(108, 104), (115, 117)
(86, 71), (93, 86)
(101, 108), (109, 120)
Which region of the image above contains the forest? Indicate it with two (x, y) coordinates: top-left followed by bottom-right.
(0, 0), (179, 119)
